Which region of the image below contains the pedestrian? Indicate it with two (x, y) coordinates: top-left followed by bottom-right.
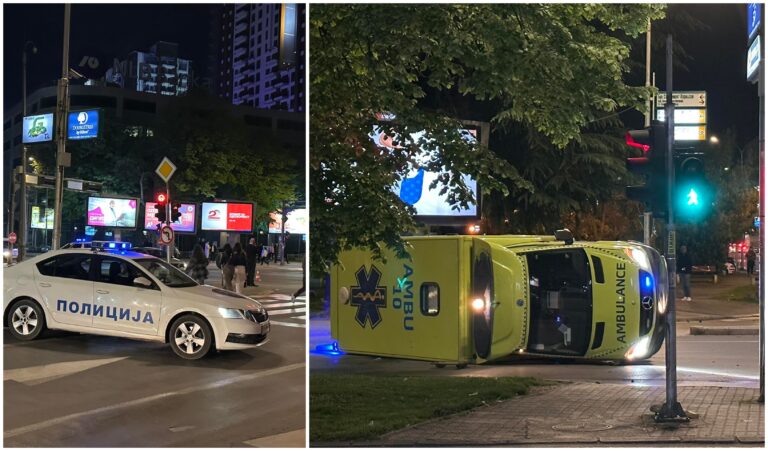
(220, 243), (234, 291)
(747, 248), (756, 275)
(677, 245), (693, 302)
(245, 237), (259, 286)
(186, 244), (209, 285)
(261, 245), (269, 265)
(229, 242), (248, 294)
(291, 257), (306, 302)
(204, 241), (211, 261)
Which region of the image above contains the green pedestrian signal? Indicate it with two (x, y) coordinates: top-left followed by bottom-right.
(674, 154), (712, 222)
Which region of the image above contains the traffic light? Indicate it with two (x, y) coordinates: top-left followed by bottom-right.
(674, 153), (712, 222)
(170, 203), (182, 223)
(625, 122), (668, 218)
(155, 193), (167, 224)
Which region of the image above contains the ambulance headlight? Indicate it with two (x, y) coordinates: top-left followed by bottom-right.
(625, 336), (651, 360)
(624, 247), (651, 272)
(218, 308), (247, 319)
(471, 298), (485, 311)
(656, 290), (668, 315)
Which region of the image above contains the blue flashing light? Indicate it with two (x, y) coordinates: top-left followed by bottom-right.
(313, 341), (345, 357)
(644, 275), (652, 289)
(107, 242), (116, 249)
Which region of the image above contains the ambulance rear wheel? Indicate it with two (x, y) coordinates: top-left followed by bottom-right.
(456, 363), (468, 369)
(434, 363), (446, 368)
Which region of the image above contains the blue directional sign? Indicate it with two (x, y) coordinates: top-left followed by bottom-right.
(22, 114), (54, 143)
(67, 110), (100, 140)
(748, 3), (762, 40)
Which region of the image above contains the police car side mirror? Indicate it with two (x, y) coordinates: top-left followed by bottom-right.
(133, 277), (153, 289)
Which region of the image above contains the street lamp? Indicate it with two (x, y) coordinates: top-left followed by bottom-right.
(19, 40), (38, 261)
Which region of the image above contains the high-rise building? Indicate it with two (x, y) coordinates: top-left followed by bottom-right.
(106, 41), (192, 96)
(210, 4), (305, 112)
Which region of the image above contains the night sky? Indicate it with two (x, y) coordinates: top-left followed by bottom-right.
(3, 3), (761, 146)
(3, 3), (212, 110)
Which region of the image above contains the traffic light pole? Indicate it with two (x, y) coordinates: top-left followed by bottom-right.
(655, 33), (688, 423)
(758, 53), (765, 403)
(166, 184), (172, 264)
(52, 4), (72, 251)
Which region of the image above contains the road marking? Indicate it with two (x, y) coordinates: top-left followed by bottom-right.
(4, 362), (305, 439)
(270, 321), (306, 328)
(243, 428), (305, 447)
(269, 308), (306, 316)
(4, 357), (128, 386)
(650, 365), (760, 380)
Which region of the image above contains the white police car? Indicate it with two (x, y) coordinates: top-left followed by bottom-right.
(3, 243), (270, 360)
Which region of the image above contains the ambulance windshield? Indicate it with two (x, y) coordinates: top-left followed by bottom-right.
(525, 248), (592, 356)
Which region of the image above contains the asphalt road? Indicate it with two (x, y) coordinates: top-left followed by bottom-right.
(3, 262), (307, 447)
(309, 317), (759, 389)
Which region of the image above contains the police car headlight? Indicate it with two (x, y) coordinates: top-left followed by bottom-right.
(624, 336), (651, 360)
(624, 248), (651, 272)
(218, 308), (247, 319)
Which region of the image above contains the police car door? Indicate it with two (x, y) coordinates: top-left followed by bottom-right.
(35, 253), (94, 328)
(92, 255), (162, 336)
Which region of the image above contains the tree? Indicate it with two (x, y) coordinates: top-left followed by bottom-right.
(310, 4), (666, 271)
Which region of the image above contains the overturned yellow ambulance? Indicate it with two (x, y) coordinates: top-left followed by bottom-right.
(330, 232), (668, 366)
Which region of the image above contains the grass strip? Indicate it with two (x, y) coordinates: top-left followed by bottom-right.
(310, 373), (539, 443)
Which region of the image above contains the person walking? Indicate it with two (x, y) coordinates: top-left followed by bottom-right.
(229, 242), (248, 295)
(677, 245), (693, 302)
(260, 245), (269, 265)
(747, 248), (756, 276)
(220, 243), (234, 291)
(245, 237), (259, 287)
(291, 257), (306, 302)
(186, 244), (210, 285)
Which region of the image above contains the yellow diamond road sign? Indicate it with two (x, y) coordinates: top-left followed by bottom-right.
(155, 157), (177, 183)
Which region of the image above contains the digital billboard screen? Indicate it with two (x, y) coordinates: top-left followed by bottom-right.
(201, 202), (253, 232)
(23, 114), (54, 144)
(371, 126), (479, 217)
(31, 206), (54, 230)
(269, 209), (308, 234)
(87, 197), (138, 228)
(145, 202), (197, 233)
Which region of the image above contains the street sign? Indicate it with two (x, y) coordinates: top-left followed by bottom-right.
(159, 225), (174, 245)
(655, 108), (706, 125)
(67, 110), (100, 140)
(8, 232), (17, 244)
(155, 157), (177, 183)
(657, 91), (707, 108)
(674, 125), (707, 141)
(748, 3), (762, 39)
(747, 35), (761, 82)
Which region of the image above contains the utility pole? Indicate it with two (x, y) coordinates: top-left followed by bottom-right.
(758, 45), (765, 403)
(52, 4), (72, 250)
(19, 41), (37, 260)
(655, 33), (688, 423)
(643, 18), (653, 245)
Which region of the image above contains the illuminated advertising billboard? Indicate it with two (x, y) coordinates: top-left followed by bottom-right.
(144, 202), (197, 233)
(269, 209), (308, 234)
(68, 110), (100, 140)
(87, 196), (138, 228)
(371, 126), (479, 217)
(31, 206), (54, 230)
(201, 202), (253, 232)
(23, 114), (54, 144)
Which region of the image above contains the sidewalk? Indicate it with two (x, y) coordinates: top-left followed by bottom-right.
(370, 383), (763, 446)
(204, 261), (304, 298)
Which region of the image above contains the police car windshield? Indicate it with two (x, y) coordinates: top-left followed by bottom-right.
(134, 258), (196, 288)
(525, 249), (593, 357)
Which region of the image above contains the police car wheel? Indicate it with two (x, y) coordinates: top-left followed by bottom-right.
(169, 315), (213, 360)
(8, 299), (45, 341)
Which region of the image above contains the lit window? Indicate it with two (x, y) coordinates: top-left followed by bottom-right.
(420, 283), (440, 316)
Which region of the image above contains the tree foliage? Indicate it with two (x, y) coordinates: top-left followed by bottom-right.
(311, 4), (665, 271)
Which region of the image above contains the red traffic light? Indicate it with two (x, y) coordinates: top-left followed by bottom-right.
(156, 193), (167, 203)
(625, 131), (650, 152)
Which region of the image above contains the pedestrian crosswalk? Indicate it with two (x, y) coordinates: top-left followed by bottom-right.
(250, 293), (306, 328)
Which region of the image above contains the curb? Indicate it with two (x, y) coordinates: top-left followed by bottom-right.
(689, 326), (759, 336)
